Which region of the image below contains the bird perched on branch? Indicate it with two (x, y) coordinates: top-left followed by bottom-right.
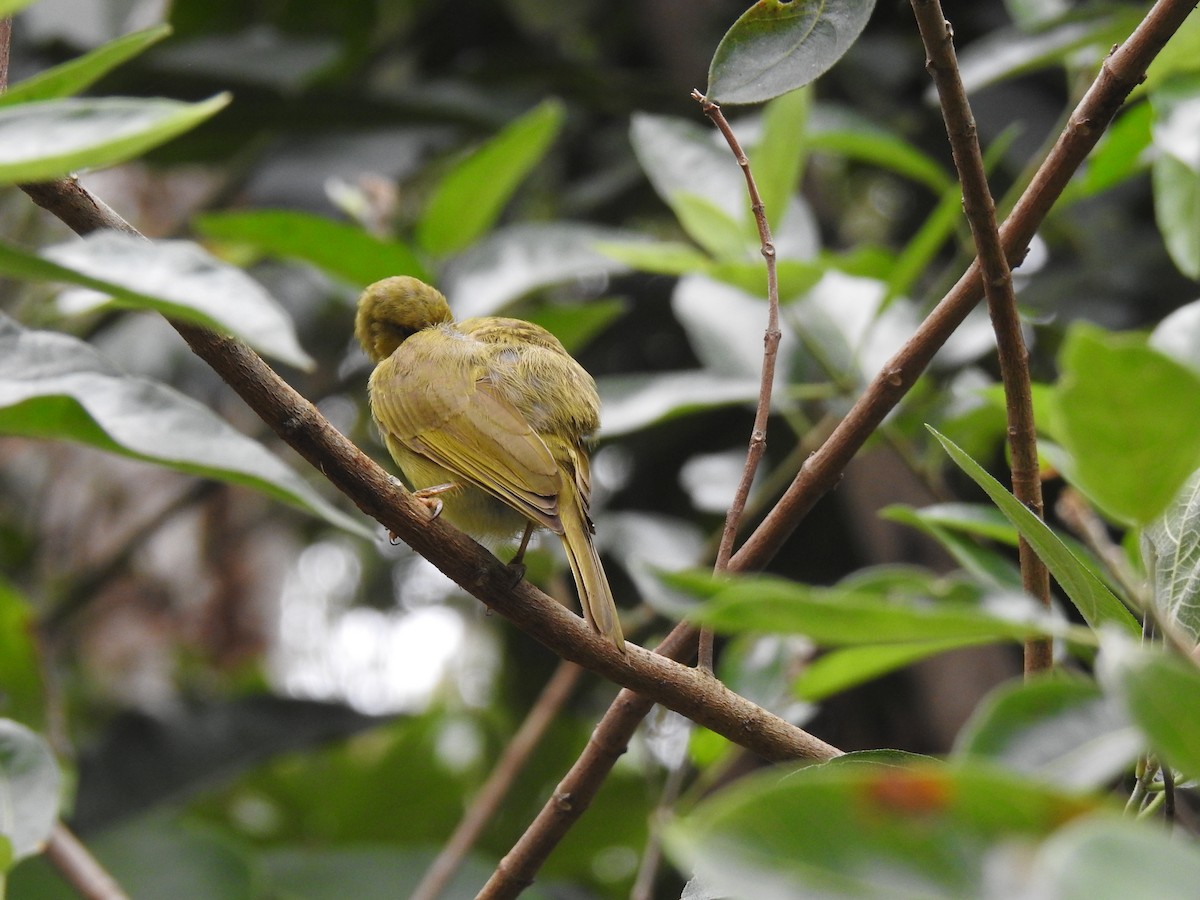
(355, 276), (625, 652)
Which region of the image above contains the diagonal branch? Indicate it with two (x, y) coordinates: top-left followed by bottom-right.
(909, 0), (1053, 674)
(20, 180), (840, 765)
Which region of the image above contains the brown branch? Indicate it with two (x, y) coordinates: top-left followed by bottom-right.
(692, 88), (783, 671)
(44, 823), (130, 900)
(909, 1), (1053, 674)
(410, 660), (585, 900)
(18, 189), (841, 766)
(730, 0), (1199, 575)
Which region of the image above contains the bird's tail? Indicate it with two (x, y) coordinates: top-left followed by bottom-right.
(559, 494), (625, 654)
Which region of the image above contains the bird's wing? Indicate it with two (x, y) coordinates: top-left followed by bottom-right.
(370, 353), (563, 530)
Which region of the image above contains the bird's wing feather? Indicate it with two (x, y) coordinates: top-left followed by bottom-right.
(370, 351), (562, 530)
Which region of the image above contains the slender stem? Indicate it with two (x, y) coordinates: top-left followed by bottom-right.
(909, 0), (1052, 674)
(410, 661), (584, 900)
(691, 89), (782, 672)
(44, 823), (131, 900)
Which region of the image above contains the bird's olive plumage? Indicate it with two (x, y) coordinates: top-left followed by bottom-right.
(355, 276), (624, 651)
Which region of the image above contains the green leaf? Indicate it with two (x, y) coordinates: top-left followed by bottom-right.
(667, 759), (1113, 899)
(1142, 470), (1200, 641)
(1065, 102), (1152, 202)
(882, 504), (1022, 591)
(754, 87), (811, 231)
(522, 298), (625, 355)
(1033, 818), (1200, 900)
(795, 637), (998, 701)
(954, 675), (1141, 789)
(0, 233), (313, 370)
(595, 239), (713, 276)
(673, 193), (751, 259)
(0, 25), (173, 107)
(955, 12), (1141, 96)
(1153, 153), (1200, 279)
(442, 223), (635, 318)
(0, 94), (230, 184)
(928, 426), (1140, 635)
(0, 581), (46, 732)
(597, 372), (761, 437)
(629, 113), (748, 241)
(1099, 634), (1200, 779)
(194, 209), (429, 286)
(708, 0), (877, 105)
(1048, 325), (1200, 525)
(0, 315), (369, 538)
(417, 99), (565, 256)
(672, 570), (1090, 646)
(808, 106), (953, 194)
(0, 720), (61, 862)
(0, 0), (37, 16)
(1150, 298), (1200, 374)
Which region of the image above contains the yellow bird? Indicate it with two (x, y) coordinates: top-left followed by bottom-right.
(355, 276), (625, 652)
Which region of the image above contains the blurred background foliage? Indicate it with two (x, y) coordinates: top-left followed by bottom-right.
(2, 0), (1199, 897)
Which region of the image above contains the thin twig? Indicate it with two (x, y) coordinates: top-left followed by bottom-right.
(44, 823), (131, 900)
(909, 0), (1053, 674)
(410, 660), (585, 900)
(692, 88), (782, 672)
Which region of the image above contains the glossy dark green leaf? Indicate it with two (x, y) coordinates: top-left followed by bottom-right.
(929, 427), (1140, 635)
(667, 759), (1113, 898)
(954, 676), (1140, 789)
(0, 233), (312, 370)
(194, 209), (429, 286)
(417, 99), (565, 256)
(0, 26), (173, 107)
(0, 94), (229, 184)
(0, 720), (60, 863)
(1048, 326), (1200, 526)
(708, 0), (877, 105)
(0, 315), (367, 537)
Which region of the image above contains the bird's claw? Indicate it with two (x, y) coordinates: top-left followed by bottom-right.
(506, 560), (527, 588)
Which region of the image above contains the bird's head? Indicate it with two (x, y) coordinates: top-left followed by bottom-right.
(354, 276), (455, 362)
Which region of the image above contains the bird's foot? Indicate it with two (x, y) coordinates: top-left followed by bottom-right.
(505, 523), (536, 587)
(413, 483), (456, 520)
(505, 559), (527, 588)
